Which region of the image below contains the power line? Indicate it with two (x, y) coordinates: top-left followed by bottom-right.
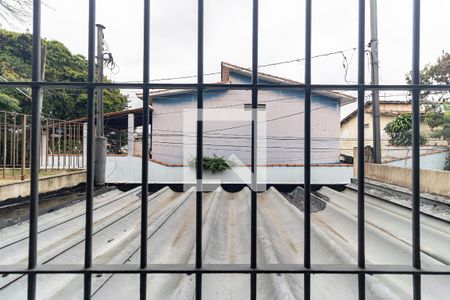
(204, 102), (337, 133)
(152, 95), (300, 116)
(121, 47), (360, 85)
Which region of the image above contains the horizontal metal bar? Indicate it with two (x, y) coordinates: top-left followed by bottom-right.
(0, 81), (449, 91)
(0, 264), (449, 275)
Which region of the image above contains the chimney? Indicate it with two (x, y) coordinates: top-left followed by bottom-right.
(221, 62), (230, 82)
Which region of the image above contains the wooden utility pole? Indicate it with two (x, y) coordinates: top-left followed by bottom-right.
(369, 0), (382, 163)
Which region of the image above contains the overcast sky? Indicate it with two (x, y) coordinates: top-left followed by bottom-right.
(4, 0), (450, 110)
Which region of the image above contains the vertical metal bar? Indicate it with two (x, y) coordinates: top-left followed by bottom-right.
(0, 114), (2, 177)
(51, 120), (55, 170)
(81, 123), (85, 168)
(304, 0), (312, 299)
(27, 0), (42, 298)
(77, 123), (80, 169)
(196, 0), (204, 298)
(45, 119), (48, 171)
(3, 112), (6, 178)
(12, 114), (16, 177)
(357, 0), (366, 298)
(69, 123), (73, 169)
(16, 119), (19, 169)
(149, 102), (153, 159)
(72, 123), (74, 169)
(68, 123), (71, 169)
(250, 0), (259, 299)
(63, 122), (67, 169)
(15, 115), (18, 171)
(412, 0), (421, 299)
(29, 117), (32, 170)
(21, 115), (27, 180)
(79, 123), (82, 168)
(76, 124), (79, 169)
(71, 123), (74, 169)
(75, 124), (78, 168)
(39, 119), (42, 170)
(84, 0), (96, 298)
(57, 121), (61, 170)
(74, 123), (77, 169)
(73, 123), (76, 169)
(140, 0), (150, 299)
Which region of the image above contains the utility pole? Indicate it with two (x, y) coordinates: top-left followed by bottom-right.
(96, 24), (105, 136)
(39, 44), (47, 114)
(94, 24), (107, 185)
(369, 0), (382, 164)
(38, 44), (47, 169)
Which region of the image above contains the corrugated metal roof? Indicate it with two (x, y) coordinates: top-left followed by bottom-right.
(0, 186), (449, 299)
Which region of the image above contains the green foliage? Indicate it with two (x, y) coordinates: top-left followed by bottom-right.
(406, 52), (450, 101)
(406, 52), (450, 85)
(0, 29), (127, 119)
(384, 113), (427, 146)
(0, 93), (21, 111)
(190, 154), (234, 173)
(444, 156), (450, 171)
(424, 103), (450, 141)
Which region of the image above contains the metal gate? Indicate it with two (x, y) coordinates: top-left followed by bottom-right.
(0, 0), (449, 300)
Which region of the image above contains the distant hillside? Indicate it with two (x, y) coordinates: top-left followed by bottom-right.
(0, 29), (127, 120)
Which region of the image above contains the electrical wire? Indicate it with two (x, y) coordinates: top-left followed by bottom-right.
(121, 47), (360, 85)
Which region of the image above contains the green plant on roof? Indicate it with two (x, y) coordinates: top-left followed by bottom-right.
(190, 154), (234, 173)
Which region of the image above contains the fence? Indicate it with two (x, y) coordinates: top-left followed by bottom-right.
(0, 110), (85, 181)
(0, 0), (449, 300)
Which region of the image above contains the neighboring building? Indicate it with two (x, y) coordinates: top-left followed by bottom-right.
(340, 100), (446, 156)
(140, 62), (355, 165)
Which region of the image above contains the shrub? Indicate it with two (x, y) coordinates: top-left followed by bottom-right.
(384, 113), (427, 146)
(190, 154), (234, 173)
(444, 155), (450, 171)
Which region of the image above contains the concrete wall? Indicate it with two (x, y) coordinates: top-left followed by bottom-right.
(152, 72), (341, 165)
(385, 149), (449, 170)
(358, 163), (450, 197)
(0, 171), (86, 202)
(105, 155), (353, 185)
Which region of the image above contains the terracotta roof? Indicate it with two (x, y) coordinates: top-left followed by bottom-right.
(220, 62), (356, 105)
(135, 62), (356, 105)
(72, 62), (356, 123)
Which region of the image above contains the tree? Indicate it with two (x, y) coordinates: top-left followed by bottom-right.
(0, 29), (128, 120)
(384, 113), (427, 146)
(406, 51), (450, 102)
(0, 0), (31, 26)
(0, 93), (21, 111)
(424, 103), (450, 141)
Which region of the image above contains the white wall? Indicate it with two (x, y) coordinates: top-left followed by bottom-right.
(385, 150), (448, 170)
(105, 156), (353, 185)
(152, 73), (341, 165)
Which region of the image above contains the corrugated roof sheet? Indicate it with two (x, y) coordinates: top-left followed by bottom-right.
(1, 186), (449, 299)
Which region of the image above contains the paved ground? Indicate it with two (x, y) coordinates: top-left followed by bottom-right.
(0, 186), (449, 299)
